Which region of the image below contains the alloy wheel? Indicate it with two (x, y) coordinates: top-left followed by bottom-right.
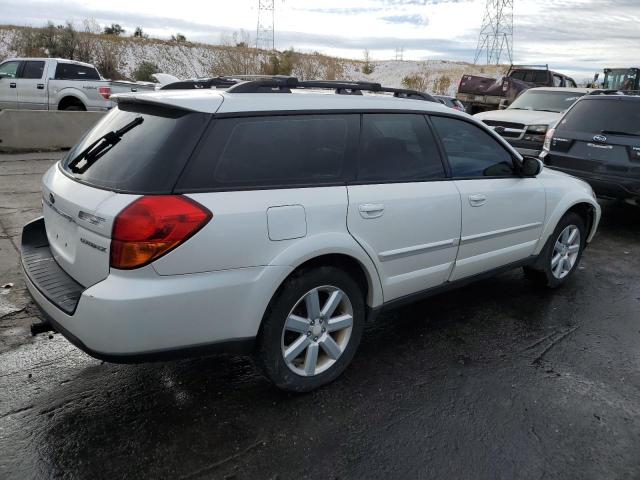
(281, 286), (354, 377)
(551, 225), (581, 279)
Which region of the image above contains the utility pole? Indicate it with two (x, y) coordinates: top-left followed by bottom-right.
(256, 0), (275, 51)
(395, 47), (404, 61)
(474, 0), (514, 65)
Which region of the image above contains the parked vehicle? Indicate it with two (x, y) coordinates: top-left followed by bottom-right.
(22, 77), (600, 392)
(433, 95), (465, 111)
(602, 67), (639, 91)
(0, 58), (155, 111)
(542, 91), (640, 204)
(474, 87), (591, 156)
(456, 65), (577, 114)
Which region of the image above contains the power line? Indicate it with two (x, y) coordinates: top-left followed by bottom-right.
(474, 0), (514, 65)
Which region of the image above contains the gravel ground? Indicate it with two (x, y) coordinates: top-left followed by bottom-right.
(1, 151), (639, 480)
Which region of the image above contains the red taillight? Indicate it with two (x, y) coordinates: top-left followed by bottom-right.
(110, 196), (212, 269)
(98, 86), (112, 100)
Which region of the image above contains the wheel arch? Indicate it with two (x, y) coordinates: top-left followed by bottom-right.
(535, 197), (599, 256)
(57, 94), (87, 111)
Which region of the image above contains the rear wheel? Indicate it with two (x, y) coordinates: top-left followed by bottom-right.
(255, 266), (364, 392)
(524, 212), (586, 288)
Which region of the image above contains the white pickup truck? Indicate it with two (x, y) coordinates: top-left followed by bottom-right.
(0, 57), (155, 111)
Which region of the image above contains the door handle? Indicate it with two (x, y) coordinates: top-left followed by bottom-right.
(9, 82), (16, 88)
(358, 203), (385, 219)
(37, 84), (44, 89)
(468, 194), (487, 207)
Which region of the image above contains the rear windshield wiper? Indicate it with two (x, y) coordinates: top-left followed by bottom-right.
(67, 117), (144, 174)
(600, 129), (640, 137)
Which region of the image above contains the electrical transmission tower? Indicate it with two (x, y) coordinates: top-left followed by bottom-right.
(473, 0), (513, 65)
(256, 0), (275, 51)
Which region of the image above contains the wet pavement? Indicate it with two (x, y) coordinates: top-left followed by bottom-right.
(1, 151), (639, 479)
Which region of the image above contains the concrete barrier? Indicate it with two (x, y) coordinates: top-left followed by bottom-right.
(0, 109), (106, 152)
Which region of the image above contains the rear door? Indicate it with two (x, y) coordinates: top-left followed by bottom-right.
(347, 113), (461, 302)
(17, 60), (47, 109)
(46, 102), (211, 286)
(431, 115), (545, 280)
(0, 60), (20, 109)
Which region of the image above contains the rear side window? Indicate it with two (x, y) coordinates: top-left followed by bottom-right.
(54, 63), (100, 80)
(431, 116), (515, 178)
(20, 61), (45, 79)
(358, 114), (445, 182)
(178, 114), (358, 190)
(558, 98), (640, 135)
(61, 103), (210, 193)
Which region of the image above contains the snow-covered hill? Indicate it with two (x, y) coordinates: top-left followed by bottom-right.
(0, 25), (504, 96)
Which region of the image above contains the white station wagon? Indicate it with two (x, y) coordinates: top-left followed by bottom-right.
(22, 78), (601, 391)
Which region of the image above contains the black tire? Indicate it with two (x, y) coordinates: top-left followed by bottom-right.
(524, 212), (586, 288)
(255, 266), (365, 392)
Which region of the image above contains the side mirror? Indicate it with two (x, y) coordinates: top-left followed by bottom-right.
(520, 156), (542, 176)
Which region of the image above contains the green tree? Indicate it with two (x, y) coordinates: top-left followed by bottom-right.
(103, 24), (125, 36)
(171, 33), (187, 42)
(133, 61), (160, 82)
(133, 26), (147, 38)
(362, 49), (374, 75)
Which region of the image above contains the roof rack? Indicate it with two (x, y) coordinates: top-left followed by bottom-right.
(160, 77), (241, 90)
(224, 76), (437, 102)
(509, 64), (549, 70)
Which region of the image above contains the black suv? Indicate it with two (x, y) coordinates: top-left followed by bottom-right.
(542, 93), (640, 203)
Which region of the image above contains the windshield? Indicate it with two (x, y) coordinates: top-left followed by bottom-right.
(558, 98), (640, 135)
(508, 90), (586, 113)
(61, 103), (210, 193)
(603, 69), (638, 90)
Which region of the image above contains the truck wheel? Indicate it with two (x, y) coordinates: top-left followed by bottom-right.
(255, 266), (365, 392)
(58, 98), (86, 111)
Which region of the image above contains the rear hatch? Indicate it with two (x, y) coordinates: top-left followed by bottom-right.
(546, 97), (640, 180)
(43, 101), (211, 287)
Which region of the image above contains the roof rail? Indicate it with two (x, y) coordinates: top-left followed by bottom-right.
(160, 77), (241, 90)
(225, 76), (437, 102)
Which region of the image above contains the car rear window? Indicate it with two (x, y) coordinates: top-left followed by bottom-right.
(54, 63), (100, 80)
(61, 103), (210, 193)
(558, 98), (640, 135)
(176, 114), (359, 191)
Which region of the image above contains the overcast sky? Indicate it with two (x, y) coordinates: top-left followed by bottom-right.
(1, 0), (638, 79)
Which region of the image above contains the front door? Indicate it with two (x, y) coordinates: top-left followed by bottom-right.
(430, 115), (545, 281)
(0, 60), (20, 109)
(347, 113), (462, 302)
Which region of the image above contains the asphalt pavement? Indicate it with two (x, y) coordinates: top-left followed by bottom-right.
(1, 152), (639, 480)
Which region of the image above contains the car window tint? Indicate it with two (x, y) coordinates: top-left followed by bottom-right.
(553, 75), (563, 87)
(0, 61), (20, 78)
(431, 116), (515, 178)
(54, 64), (100, 80)
(21, 61), (45, 79)
(178, 115), (358, 190)
(559, 99), (640, 135)
(358, 114), (445, 182)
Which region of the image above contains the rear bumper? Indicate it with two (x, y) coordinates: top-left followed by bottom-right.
(544, 162), (640, 200)
(22, 218), (291, 362)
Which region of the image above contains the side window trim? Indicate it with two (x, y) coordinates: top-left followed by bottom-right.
(428, 113), (521, 180)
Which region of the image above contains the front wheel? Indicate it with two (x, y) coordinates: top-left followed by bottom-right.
(524, 212), (586, 288)
(255, 266), (365, 392)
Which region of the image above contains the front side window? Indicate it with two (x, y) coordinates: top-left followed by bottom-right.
(358, 114), (445, 182)
(178, 114), (358, 190)
(0, 61), (20, 78)
(20, 61), (45, 79)
(431, 116), (515, 178)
